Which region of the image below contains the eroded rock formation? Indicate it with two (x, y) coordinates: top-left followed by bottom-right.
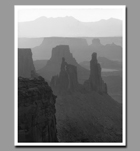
(18, 48), (36, 78)
(50, 57), (80, 95)
(51, 52), (107, 95)
(18, 76), (58, 142)
(38, 45), (89, 84)
(84, 52), (107, 94)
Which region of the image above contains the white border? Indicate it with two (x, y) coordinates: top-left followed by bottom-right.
(14, 5), (126, 146)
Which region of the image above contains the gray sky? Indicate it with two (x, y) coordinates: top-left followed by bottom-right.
(17, 6), (124, 22)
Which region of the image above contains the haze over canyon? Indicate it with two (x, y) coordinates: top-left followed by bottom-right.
(17, 15), (123, 143)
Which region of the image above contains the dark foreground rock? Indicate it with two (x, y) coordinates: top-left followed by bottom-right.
(18, 76), (58, 142)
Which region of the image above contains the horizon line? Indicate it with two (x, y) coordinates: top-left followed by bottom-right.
(18, 16), (122, 23)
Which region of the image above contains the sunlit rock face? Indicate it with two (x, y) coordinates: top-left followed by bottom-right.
(84, 52), (107, 94)
(18, 48), (36, 78)
(18, 77), (58, 142)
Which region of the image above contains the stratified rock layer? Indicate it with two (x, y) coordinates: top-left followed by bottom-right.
(18, 48), (36, 78)
(18, 77), (58, 142)
(84, 53), (107, 94)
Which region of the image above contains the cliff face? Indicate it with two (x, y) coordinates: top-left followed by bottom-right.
(38, 45), (89, 84)
(18, 48), (36, 78)
(18, 77), (58, 142)
(50, 57), (80, 95)
(84, 53), (107, 94)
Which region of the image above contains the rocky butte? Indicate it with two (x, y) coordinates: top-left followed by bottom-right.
(18, 48), (36, 78)
(37, 45), (89, 84)
(18, 48), (58, 142)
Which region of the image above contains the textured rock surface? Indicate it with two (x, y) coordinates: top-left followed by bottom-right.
(18, 48), (36, 78)
(84, 53), (107, 94)
(38, 45), (89, 84)
(18, 77), (58, 142)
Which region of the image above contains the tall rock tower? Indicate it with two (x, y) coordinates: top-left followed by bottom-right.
(84, 52), (107, 94)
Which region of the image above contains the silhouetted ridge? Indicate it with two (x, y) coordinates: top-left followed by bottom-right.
(50, 45), (75, 63)
(18, 48), (36, 78)
(84, 52), (107, 94)
(51, 53), (107, 95)
(38, 45), (89, 84)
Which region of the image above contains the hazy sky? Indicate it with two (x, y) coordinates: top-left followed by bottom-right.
(17, 6), (124, 22)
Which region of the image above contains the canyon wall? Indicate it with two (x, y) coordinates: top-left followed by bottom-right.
(18, 77), (58, 142)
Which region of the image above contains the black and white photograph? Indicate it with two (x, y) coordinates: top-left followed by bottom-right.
(14, 5), (126, 146)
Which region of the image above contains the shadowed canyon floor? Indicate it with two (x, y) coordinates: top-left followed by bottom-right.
(56, 92), (122, 142)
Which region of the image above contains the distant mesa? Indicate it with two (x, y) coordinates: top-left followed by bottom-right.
(92, 38), (101, 47)
(37, 45), (89, 84)
(30, 37), (122, 63)
(31, 37), (89, 62)
(89, 38), (122, 62)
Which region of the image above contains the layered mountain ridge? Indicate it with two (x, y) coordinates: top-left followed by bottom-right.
(18, 16), (122, 37)
(31, 37), (122, 63)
